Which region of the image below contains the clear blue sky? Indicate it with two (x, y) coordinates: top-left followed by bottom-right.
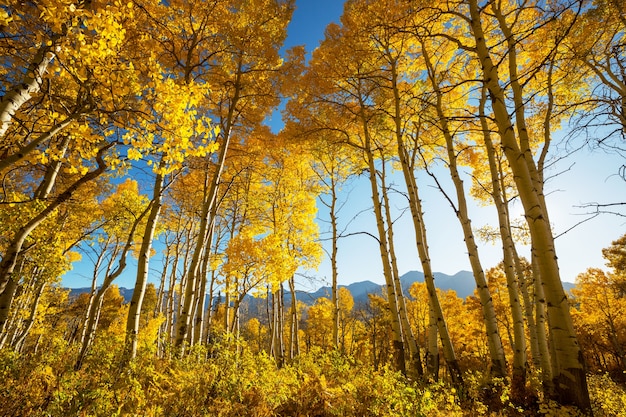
(62, 0), (626, 290)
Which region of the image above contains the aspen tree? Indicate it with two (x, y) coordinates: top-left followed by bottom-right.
(174, 0), (293, 350)
(419, 37), (508, 380)
(465, 0), (590, 409)
(476, 87), (529, 396)
(124, 168), (165, 360)
(75, 183), (150, 370)
(352, 0), (463, 383)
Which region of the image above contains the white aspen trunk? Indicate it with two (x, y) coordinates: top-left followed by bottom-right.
(269, 289), (276, 358)
(77, 243), (109, 352)
(124, 168), (164, 360)
(0, 44), (56, 139)
(0, 115), (76, 173)
(0, 259), (26, 345)
(192, 244), (210, 346)
(468, 0), (590, 410)
(172, 227), (193, 345)
(33, 134), (72, 199)
(75, 201), (150, 369)
(288, 275), (300, 359)
(0, 145), (111, 297)
(427, 305), (439, 380)
(155, 240), (171, 318)
(276, 285), (285, 367)
(532, 255), (554, 391)
(421, 45), (507, 378)
(204, 270), (217, 345)
(164, 246), (180, 351)
(175, 62), (242, 350)
(329, 177), (340, 350)
(393, 119), (462, 386)
(14, 280), (45, 352)
(0, 277), (18, 345)
(478, 86), (528, 395)
(384, 50), (461, 382)
(518, 255), (541, 369)
(381, 161), (423, 377)
(358, 101), (406, 374)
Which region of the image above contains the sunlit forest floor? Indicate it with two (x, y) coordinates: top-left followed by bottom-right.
(2, 341), (625, 417)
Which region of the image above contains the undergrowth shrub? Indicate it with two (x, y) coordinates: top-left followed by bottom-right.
(1, 341), (625, 416)
(588, 373), (626, 417)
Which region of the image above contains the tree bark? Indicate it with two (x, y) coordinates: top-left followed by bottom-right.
(0, 42), (57, 139)
(393, 111), (462, 387)
(380, 160), (423, 378)
(124, 167), (165, 360)
(467, 0), (590, 409)
(421, 44), (507, 379)
(75, 202), (150, 370)
(478, 86), (528, 396)
(175, 62), (239, 348)
(0, 144), (112, 297)
(358, 99), (406, 375)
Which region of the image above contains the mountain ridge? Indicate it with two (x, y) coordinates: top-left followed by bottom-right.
(68, 270), (575, 306)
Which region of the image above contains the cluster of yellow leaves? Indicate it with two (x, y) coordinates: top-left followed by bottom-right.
(217, 133), (322, 295)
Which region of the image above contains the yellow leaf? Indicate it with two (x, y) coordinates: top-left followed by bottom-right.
(127, 148), (142, 160)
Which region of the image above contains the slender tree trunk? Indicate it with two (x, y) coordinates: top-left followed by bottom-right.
(77, 242), (110, 352)
(478, 86), (528, 396)
(269, 288), (276, 357)
(164, 249), (179, 351)
(33, 135), (72, 199)
(172, 227), (193, 346)
(394, 123), (462, 386)
(0, 258), (28, 346)
(223, 280), (231, 333)
(125, 167), (165, 360)
(204, 269), (217, 345)
(175, 64), (241, 350)
(532, 255), (554, 393)
(358, 103), (406, 374)
(155, 239), (172, 318)
(74, 184), (151, 369)
(329, 177), (340, 350)
(427, 305), (440, 380)
(0, 276), (19, 341)
(13, 280), (46, 352)
(272, 285), (285, 367)
(380, 162), (423, 378)
(75, 216), (147, 369)
(421, 44), (507, 379)
(288, 275), (300, 360)
(193, 241), (210, 346)
(0, 145), (111, 295)
(468, 0), (590, 409)
(518, 255), (541, 369)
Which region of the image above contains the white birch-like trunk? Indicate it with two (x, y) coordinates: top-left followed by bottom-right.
(125, 168), (165, 360)
(468, 0), (590, 409)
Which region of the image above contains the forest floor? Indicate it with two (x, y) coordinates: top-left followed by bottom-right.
(1, 342), (625, 416)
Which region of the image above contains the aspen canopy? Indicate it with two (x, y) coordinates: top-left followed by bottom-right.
(0, 0), (625, 415)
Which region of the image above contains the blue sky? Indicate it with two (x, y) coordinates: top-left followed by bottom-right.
(283, 0), (344, 54)
(62, 0), (626, 290)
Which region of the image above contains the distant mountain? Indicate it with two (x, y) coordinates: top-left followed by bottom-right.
(67, 272), (577, 308)
(399, 270), (476, 299)
(295, 280), (383, 306)
(69, 287), (134, 304)
(563, 281), (575, 293)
